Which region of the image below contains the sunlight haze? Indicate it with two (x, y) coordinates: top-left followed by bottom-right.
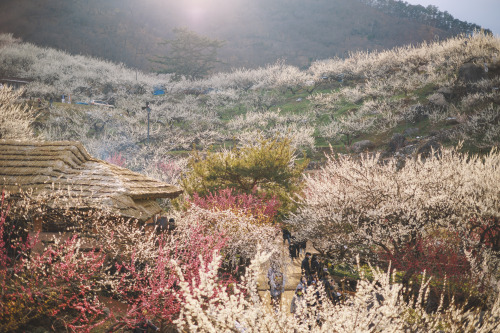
(0, 0), (499, 331)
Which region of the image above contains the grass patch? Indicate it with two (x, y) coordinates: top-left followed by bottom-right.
(209, 140), (238, 151)
(329, 263), (376, 281)
(413, 83), (437, 103)
(218, 104), (247, 122)
(314, 136), (332, 147)
(315, 113), (331, 125)
(390, 92), (408, 101)
(274, 98), (310, 114)
(331, 101), (359, 118)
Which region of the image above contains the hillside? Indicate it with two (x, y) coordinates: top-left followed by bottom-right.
(0, 0), (487, 71)
(1, 32), (499, 179)
(1, 25), (500, 331)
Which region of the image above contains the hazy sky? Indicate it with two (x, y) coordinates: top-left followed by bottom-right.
(405, 0), (500, 35)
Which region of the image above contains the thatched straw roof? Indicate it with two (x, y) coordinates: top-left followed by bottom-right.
(0, 140), (183, 221)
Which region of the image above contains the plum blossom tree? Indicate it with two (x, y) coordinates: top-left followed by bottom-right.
(0, 193), (109, 332)
(175, 205), (280, 270)
(227, 110), (316, 151)
(0, 190), (242, 332)
(105, 223), (231, 330)
(288, 146), (500, 290)
(173, 248), (500, 332)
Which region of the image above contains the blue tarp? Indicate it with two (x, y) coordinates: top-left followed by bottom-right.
(76, 102), (89, 105)
(153, 89), (165, 95)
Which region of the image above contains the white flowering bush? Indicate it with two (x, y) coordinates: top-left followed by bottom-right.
(2, 31), (499, 161)
(228, 109), (315, 151)
(308, 32), (500, 148)
(309, 32), (499, 82)
(0, 86), (34, 139)
(173, 249), (500, 332)
(288, 145), (500, 294)
(175, 206), (280, 268)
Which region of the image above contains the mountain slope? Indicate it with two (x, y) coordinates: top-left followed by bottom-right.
(1, 32), (498, 172)
(0, 0), (485, 71)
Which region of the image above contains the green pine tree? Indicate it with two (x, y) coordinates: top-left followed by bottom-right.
(181, 136), (308, 219)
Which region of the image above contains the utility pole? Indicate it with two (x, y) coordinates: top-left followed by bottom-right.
(142, 102), (151, 144)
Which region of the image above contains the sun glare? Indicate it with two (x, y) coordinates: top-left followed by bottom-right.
(181, 0), (228, 26)
(187, 5), (205, 23)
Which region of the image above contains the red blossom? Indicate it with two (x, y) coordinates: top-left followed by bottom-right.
(157, 160), (182, 178)
(105, 152), (126, 167)
(381, 234), (471, 284)
(114, 223), (233, 327)
(190, 188), (280, 221)
(1, 189), (239, 332)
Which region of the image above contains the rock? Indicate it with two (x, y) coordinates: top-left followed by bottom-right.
(387, 133), (406, 152)
(458, 63), (486, 83)
(352, 140), (374, 153)
(416, 139), (442, 159)
(403, 127), (419, 137)
(427, 93), (448, 107)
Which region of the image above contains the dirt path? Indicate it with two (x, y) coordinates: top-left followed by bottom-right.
(257, 238), (317, 314)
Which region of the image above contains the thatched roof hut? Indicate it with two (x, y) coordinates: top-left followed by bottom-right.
(0, 140), (183, 222)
